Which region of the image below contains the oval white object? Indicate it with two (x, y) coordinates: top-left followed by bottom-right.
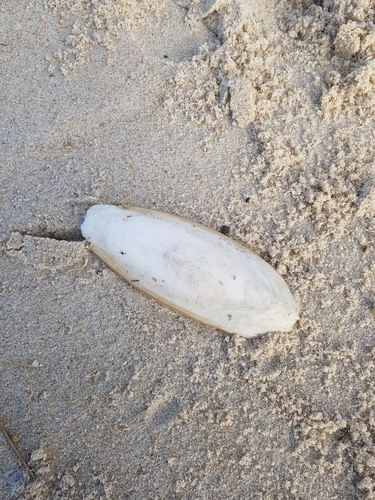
(81, 205), (299, 338)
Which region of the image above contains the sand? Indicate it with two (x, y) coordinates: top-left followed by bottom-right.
(1, 0), (375, 498)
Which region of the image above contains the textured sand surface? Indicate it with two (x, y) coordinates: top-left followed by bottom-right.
(1, 0), (375, 498)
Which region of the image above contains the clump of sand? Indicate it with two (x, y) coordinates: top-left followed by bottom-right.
(167, 0), (375, 125)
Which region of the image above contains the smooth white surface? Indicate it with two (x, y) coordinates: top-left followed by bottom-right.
(81, 205), (299, 337)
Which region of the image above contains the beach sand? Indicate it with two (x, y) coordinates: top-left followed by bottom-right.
(1, 0), (375, 498)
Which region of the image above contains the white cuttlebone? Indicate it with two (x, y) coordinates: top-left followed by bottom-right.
(81, 205), (299, 338)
